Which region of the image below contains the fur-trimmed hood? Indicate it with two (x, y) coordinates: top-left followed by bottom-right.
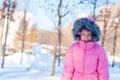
(72, 17), (101, 42)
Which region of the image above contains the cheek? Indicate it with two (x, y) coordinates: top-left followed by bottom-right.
(81, 36), (91, 40)
(88, 37), (92, 40)
(80, 36), (84, 40)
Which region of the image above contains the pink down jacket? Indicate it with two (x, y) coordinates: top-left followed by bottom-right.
(61, 40), (109, 80)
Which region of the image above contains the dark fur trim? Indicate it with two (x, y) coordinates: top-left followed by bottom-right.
(72, 18), (101, 42)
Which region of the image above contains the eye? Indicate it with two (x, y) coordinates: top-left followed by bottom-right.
(88, 34), (92, 36)
(81, 34), (85, 35)
(81, 33), (92, 37)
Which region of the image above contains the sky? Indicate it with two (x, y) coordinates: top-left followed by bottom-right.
(1, 0), (120, 31)
(0, 0), (55, 30)
(16, 0), (55, 30)
(16, 0), (120, 31)
(15, 0), (94, 30)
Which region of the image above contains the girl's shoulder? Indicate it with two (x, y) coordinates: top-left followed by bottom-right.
(67, 41), (81, 52)
(94, 43), (106, 55)
(69, 41), (79, 49)
(94, 43), (105, 50)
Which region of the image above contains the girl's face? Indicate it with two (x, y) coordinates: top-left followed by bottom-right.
(80, 29), (92, 42)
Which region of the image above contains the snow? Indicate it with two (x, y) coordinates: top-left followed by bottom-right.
(0, 46), (120, 80)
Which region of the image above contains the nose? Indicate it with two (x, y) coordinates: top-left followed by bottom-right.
(81, 34), (92, 42)
(83, 37), (89, 42)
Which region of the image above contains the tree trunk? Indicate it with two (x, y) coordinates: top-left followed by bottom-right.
(51, 0), (63, 72)
(57, 0), (62, 67)
(93, 0), (97, 19)
(101, 19), (107, 47)
(111, 25), (118, 67)
(51, 45), (57, 76)
(20, 10), (27, 64)
(112, 25), (117, 55)
(1, 0), (11, 68)
(0, 18), (5, 52)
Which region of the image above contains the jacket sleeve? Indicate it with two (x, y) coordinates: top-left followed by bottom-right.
(61, 47), (74, 80)
(97, 48), (109, 80)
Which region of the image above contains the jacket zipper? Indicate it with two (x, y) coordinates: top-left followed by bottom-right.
(83, 48), (86, 80)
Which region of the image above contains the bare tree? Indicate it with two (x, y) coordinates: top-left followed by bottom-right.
(97, 5), (120, 67)
(97, 7), (111, 47)
(20, 11), (28, 64)
(84, 0), (110, 19)
(39, 0), (86, 76)
(13, 25), (39, 52)
(0, 1), (6, 50)
(17, 0), (31, 64)
(1, 0), (16, 68)
(113, 21), (118, 54)
(111, 16), (120, 67)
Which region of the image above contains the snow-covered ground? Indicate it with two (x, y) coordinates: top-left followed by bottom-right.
(0, 47), (120, 80)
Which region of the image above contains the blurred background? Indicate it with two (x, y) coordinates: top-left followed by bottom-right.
(0, 0), (120, 80)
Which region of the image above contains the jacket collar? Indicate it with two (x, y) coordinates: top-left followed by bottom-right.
(78, 40), (95, 50)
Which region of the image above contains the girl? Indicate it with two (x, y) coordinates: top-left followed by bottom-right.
(61, 17), (109, 80)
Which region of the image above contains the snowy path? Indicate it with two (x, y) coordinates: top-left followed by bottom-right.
(0, 53), (119, 80)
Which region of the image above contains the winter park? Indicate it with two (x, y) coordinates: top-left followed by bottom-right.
(0, 0), (120, 80)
